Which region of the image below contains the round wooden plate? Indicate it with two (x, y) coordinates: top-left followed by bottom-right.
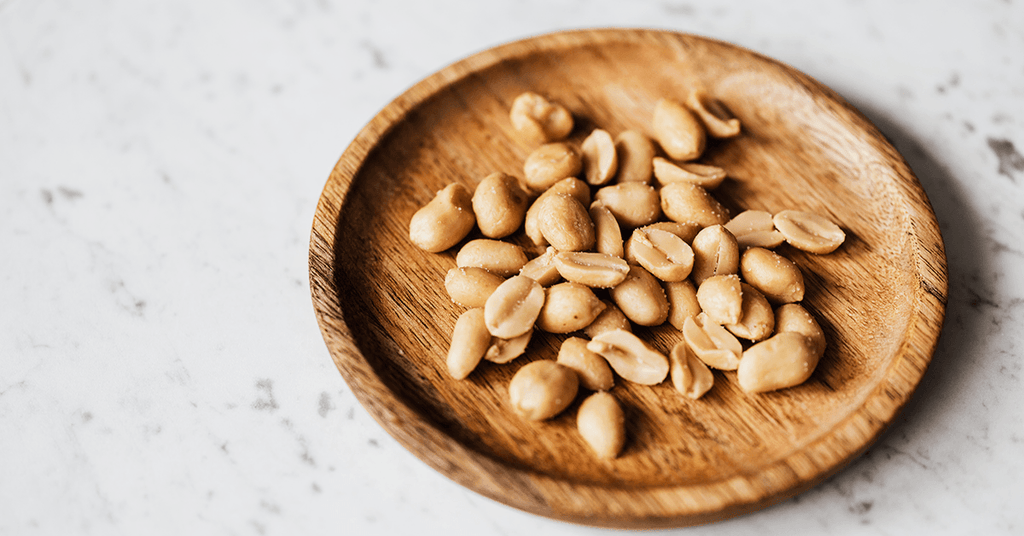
(309, 29), (947, 528)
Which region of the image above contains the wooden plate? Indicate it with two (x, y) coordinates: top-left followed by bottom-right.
(309, 29), (947, 528)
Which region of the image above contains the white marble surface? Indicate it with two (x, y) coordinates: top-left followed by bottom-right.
(2, 0), (1022, 534)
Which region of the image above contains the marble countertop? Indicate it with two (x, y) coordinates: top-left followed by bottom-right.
(2, 0), (1022, 534)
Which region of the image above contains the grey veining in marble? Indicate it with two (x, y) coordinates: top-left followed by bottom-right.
(1, 0), (1022, 534)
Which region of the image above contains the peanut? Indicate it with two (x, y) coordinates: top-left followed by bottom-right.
(553, 251), (630, 288)
(652, 98), (706, 161)
(614, 130), (655, 183)
(508, 360), (579, 421)
(669, 341), (714, 399)
(484, 275), (546, 338)
(583, 300), (633, 339)
(696, 274), (743, 325)
(685, 88), (741, 138)
(725, 283), (775, 342)
(456, 239), (528, 278)
(589, 201), (624, 258)
(576, 392), (626, 459)
(663, 279), (701, 331)
(444, 267), (505, 308)
(737, 332), (820, 393)
(609, 264), (670, 326)
(652, 157), (727, 189)
(774, 303), (826, 357)
(484, 329), (533, 364)
(587, 329), (670, 385)
(626, 227), (694, 282)
(690, 224), (740, 285)
(538, 193), (596, 252)
(509, 91), (574, 145)
(524, 177), (591, 246)
(724, 209), (785, 249)
(471, 172), (529, 239)
(556, 337), (614, 391)
(659, 182), (730, 228)
(593, 182), (662, 228)
(773, 210), (846, 254)
(518, 246), (562, 286)
(446, 308), (491, 380)
(523, 142), (583, 193)
(682, 313), (742, 370)
(536, 282), (606, 333)
(739, 246), (805, 303)
(581, 129), (618, 186)
(408, 183), (476, 252)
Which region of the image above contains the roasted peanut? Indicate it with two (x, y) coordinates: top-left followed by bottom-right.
(518, 246), (562, 286)
(484, 275), (546, 338)
(686, 89), (741, 138)
(609, 264), (670, 326)
(773, 210), (846, 254)
(553, 251), (629, 288)
(737, 332), (820, 393)
(576, 392), (626, 459)
(587, 329), (670, 385)
(652, 157), (727, 189)
(614, 130), (655, 183)
(509, 91), (574, 145)
(471, 172), (529, 239)
(593, 182), (662, 228)
(774, 303), (826, 357)
(659, 182), (730, 228)
(642, 221), (702, 243)
(581, 129), (618, 186)
(524, 177), (591, 246)
(444, 267), (505, 307)
(663, 279), (701, 331)
(538, 193), (596, 252)
(696, 274), (743, 325)
(557, 337), (614, 391)
(508, 360), (579, 421)
(536, 282), (606, 333)
(408, 183), (476, 252)
(652, 98), (706, 161)
(523, 142), (583, 193)
(724, 209), (785, 249)
(590, 201), (624, 258)
(484, 329), (532, 364)
(626, 227), (694, 282)
(447, 308), (491, 380)
(669, 341), (714, 399)
(682, 313), (742, 370)
(456, 239), (528, 278)
(690, 224), (740, 285)
(725, 283), (775, 342)
(583, 300), (633, 339)
(739, 246), (805, 303)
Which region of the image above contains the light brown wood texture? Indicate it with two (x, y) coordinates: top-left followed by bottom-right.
(309, 29), (947, 528)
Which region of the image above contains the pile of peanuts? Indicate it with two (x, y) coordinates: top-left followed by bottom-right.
(408, 90), (845, 459)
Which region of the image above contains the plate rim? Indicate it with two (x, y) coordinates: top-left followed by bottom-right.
(308, 28), (949, 528)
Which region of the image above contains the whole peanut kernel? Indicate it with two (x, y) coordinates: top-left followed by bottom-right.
(659, 182), (730, 228)
(737, 332), (820, 393)
(509, 92), (574, 146)
(774, 303), (826, 357)
(725, 283), (775, 342)
(408, 183), (476, 253)
(576, 391), (626, 459)
(739, 246), (805, 304)
(609, 264), (670, 326)
(456, 239), (528, 278)
(593, 182), (662, 228)
(536, 282), (606, 334)
(696, 274), (743, 325)
(446, 308), (491, 380)
(581, 129), (618, 186)
(557, 337), (615, 391)
(444, 267), (505, 308)
(523, 142), (583, 193)
(614, 130), (655, 184)
(508, 360), (579, 421)
(471, 172), (529, 239)
(583, 300), (633, 339)
(652, 98), (706, 161)
(690, 224), (740, 285)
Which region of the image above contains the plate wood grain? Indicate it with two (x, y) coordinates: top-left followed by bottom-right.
(309, 29), (947, 528)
